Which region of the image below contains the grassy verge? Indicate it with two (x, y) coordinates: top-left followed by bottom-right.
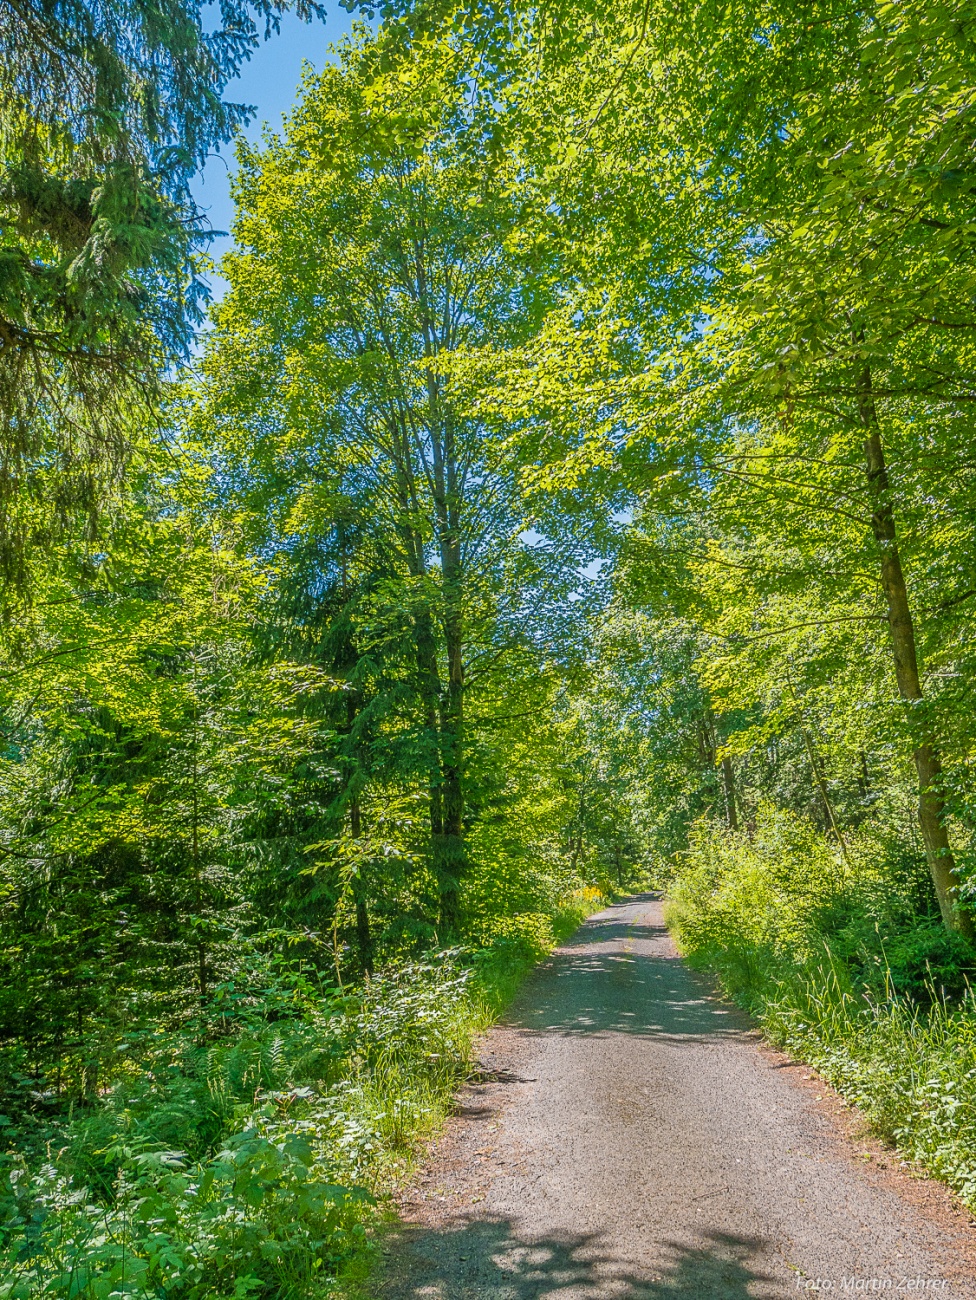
(665, 808), (976, 1211)
(0, 889), (605, 1299)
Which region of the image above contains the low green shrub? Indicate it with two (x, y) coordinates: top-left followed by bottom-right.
(0, 959), (472, 1299)
(869, 923), (976, 1002)
(466, 888), (607, 1014)
(0, 889), (609, 1300)
(469, 912), (556, 961)
(761, 972), (976, 1207)
(666, 807), (976, 1211)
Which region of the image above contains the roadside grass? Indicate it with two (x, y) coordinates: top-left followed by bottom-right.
(665, 807), (976, 1212)
(0, 888), (606, 1300)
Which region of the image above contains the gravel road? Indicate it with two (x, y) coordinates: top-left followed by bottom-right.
(378, 895), (976, 1299)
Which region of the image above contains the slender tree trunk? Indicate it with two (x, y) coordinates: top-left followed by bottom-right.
(435, 581), (465, 930)
(408, 244), (468, 933)
(857, 749), (871, 800)
(391, 428), (451, 919)
(341, 655), (374, 976)
(390, 464), (446, 917)
(348, 794), (373, 976)
(403, 567), (461, 927)
(858, 365), (972, 937)
(569, 785), (586, 873)
(425, 370), (466, 932)
(800, 724), (848, 857)
(698, 717), (715, 768)
(412, 602), (445, 846)
(720, 756), (739, 832)
(411, 616), (448, 926)
(706, 709), (739, 831)
(191, 657), (208, 1003)
(784, 667), (847, 856)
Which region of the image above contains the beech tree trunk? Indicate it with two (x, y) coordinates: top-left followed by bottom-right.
(436, 595), (465, 931)
(396, 392), (466, 933)
(705, 710), (738, 832)
(857, 750), (871, 800)
(412, 602), (446, 848)
(858, 366), (973, 938)
(392, 452), (448, 918)
(784, 668), (847, 856)
(720, 755), (739, 832)
(424, 343), (466, 932)
(348, 794), (373, 976)
(343, 668), (374, 975)
(432, 512), (465, 931)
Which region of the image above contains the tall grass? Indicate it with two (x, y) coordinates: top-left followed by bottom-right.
(666, 807), (976, 1210)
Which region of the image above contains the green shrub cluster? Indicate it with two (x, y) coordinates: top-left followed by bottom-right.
(666, 807), (976, 1209)
(0, 886), (609, 1300)
(0, 958), (475, 1299)
(465, 889), (606, 1014)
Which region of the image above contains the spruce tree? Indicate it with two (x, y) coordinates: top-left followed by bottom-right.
(0, 0), (325, 595)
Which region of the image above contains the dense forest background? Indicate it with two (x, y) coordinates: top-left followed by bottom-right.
(3, 1), (976, 1295)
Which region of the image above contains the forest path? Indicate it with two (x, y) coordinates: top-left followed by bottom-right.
(376, 895), (976, 1299)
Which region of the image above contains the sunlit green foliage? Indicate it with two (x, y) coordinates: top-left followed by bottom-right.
(668, 812), (976, 1208)
(0, 17), (636, 1296)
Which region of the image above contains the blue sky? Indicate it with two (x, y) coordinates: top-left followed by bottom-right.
(191, 7), (358, 298)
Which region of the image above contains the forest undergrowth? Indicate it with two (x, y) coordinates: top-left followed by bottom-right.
(0, 891), (604, 1300)
(666, 810), (976, 1211)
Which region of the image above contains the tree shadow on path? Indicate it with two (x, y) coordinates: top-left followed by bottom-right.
(380, 897), (783, 1298)
(501, 893), (751, 1044)
(382, 1215), (776, 1298)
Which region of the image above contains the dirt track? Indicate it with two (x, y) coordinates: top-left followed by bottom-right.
(378, 895), (976, 1298)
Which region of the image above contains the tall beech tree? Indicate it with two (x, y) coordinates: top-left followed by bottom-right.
(659, 0), (976, 936)
(197, 39), (562, 927)
(8, 7), (976, 1292)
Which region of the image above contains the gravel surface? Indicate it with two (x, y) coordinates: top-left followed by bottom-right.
(378, 894), (976, 1299)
